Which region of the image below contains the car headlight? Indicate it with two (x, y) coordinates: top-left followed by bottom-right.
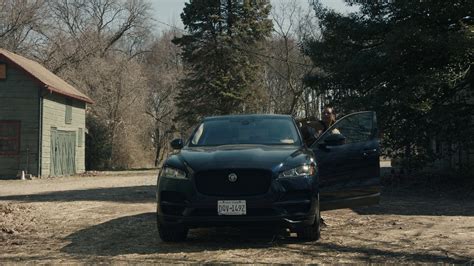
(278, 164), (315, 178)
(160, 167), (187, 179)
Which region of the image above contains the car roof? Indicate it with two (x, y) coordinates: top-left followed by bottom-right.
(203, 114), (294, 121)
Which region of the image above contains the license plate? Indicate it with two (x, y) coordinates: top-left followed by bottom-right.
(217, 200), (246, 215)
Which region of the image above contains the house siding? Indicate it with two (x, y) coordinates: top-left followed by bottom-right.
(0, 62), (39, 177)
(41, 93), (86, 176)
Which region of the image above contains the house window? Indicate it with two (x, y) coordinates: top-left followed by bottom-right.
(65, 99), (72, 124)
(0, 64), (6, 80)
(0, 121), (20, 156)
(78, 128), (83, 147)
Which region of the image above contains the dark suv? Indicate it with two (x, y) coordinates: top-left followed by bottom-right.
(156, 112), (380, 241)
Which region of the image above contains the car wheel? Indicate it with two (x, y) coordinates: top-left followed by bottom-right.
(157, 222), (188, 242)
(297, 194), (321, 241)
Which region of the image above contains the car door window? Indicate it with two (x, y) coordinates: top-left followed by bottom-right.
(312, 111), (375, 147)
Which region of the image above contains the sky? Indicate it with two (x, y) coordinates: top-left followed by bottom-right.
(150, 0), (359, 32)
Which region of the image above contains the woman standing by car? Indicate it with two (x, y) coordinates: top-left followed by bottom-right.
(298, 106), (338, 145)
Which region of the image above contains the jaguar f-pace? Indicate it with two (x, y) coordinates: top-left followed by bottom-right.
(156, 112), (380, 241)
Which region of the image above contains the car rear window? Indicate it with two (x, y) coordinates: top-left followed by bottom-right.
(189, 117), (301, 146)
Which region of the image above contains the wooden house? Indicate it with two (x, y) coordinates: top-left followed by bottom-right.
(0, 49), (93, 178)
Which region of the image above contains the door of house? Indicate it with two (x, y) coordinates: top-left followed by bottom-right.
(51, 129), (76, 176)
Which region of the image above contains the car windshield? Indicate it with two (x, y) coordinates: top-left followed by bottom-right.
(189, 117), (301, 146)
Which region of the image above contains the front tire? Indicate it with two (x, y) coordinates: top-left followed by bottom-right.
(297, 194), (321, 241)
(158, 222), (188, 242)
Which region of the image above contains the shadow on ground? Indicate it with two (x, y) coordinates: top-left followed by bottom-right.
(353, 188), (474, 216)
(0, 186), (155, 203)
(60, 212), (470, 263)
(2, 182), (473, 216)
(353, 172), (474, 216)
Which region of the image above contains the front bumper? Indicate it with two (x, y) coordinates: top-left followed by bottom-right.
(157, 175), (318, 229)
(158, 201), (317, 229)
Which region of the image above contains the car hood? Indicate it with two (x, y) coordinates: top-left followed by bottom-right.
(175, 145), (311, 172)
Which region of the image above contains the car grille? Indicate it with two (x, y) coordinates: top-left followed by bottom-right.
(194, 169), (272, 196)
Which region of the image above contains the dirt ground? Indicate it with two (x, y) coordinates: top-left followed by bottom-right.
(0, 170), (473, 264)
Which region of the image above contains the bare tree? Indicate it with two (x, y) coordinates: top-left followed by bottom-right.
(0, 0), (46, 53)
(40, 0), (156, 169)
(40, 0), (152, 74)
(143, 29), (183, 167)
(264, 0), (320, 117)
(74, 54), (153, 168)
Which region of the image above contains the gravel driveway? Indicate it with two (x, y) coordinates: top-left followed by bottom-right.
(1, 171), (473, 264)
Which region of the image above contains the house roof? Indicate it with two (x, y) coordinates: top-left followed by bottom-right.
(0, 48), (93, 104)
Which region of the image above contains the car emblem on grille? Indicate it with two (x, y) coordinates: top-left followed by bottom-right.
(228, 173), (238, 182)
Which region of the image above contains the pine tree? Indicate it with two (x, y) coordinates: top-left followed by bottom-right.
(305, 0), (474, 168)
(173, 0), (272, 127)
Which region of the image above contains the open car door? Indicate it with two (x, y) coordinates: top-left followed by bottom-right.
(312, 111), (380, 211)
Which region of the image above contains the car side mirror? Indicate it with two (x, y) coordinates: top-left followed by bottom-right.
(321, 133), (346, 147)
(170, 138), (184, 149)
